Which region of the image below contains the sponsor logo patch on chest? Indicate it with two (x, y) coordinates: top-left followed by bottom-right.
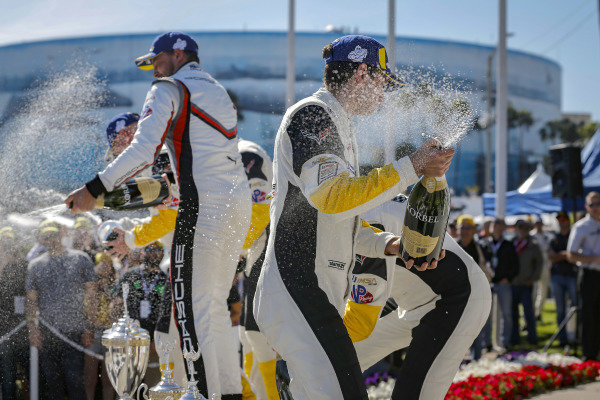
(141, 105), (153, 120)
(352, 275), (378, 286)
(351, 284), (374, 304)
(327, 260), (346, 270)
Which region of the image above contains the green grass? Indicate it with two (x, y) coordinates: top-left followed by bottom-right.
(510, 300), (579, 356)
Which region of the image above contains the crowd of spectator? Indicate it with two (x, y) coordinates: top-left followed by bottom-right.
(0, 214), (244, 400)
(449, 191), (600, 363)
(0, 192), (598, 399)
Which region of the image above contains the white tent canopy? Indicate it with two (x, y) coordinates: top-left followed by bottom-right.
(517, 163), (551, 194)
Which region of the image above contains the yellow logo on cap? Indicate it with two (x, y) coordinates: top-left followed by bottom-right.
(378, 48), (387, 70)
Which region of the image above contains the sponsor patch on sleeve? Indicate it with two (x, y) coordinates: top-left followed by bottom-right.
(251, 189), (267, 203)
(318, 161), (339, 185)
(301, 127), (331, 144)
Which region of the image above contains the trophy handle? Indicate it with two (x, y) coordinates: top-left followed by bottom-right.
(137, 383), (149, 400)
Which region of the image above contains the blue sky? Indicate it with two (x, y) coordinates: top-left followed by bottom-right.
(1, 0), (598, 119)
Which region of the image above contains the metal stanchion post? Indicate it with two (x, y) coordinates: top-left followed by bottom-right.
(30, 346), (38, 400)
(30, 314), (39, 400)
(542, 306), (578, 353)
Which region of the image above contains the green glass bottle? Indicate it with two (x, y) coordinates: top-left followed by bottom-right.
(96, 172), (174, 211)
(399, 175), (451, 265)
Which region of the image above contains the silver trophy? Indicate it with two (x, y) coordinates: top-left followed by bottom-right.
(179, 349), (207, 400)
(103, 283), (151, 400)
(138, 337), (186, 400)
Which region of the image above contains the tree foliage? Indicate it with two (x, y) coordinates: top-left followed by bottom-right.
(508, 105), (533, 130)
(539, 118), (598, 144)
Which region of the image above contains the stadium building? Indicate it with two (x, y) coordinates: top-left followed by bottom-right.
(0, 31), (561, 193)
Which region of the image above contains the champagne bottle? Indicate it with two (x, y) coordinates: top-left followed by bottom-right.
(96, 172), (174, 211)
(398, 175), (451, 265)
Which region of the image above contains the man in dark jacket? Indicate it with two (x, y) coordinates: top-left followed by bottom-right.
(457, 214), (492, 359)
(548, 211), (578, 347)
(482, 218), (520, 348)
(511, 220), (543, 345)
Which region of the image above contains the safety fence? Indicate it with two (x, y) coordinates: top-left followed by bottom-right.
(1, 317), (159, 400)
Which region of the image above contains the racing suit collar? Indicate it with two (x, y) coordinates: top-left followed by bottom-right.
(172, 61), (201, 76)
(313, 88), (352, 127)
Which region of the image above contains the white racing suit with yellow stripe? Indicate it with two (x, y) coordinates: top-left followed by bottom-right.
(86, 62), (251, 400)
(346, 197), (491, 400)
(253, 88), (420, 400)
(236, 139), (280, 400)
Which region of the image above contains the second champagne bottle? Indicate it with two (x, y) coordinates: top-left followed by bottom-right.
(96, 171), (175, 211)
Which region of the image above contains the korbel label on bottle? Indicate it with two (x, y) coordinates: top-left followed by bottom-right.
(401, 226), (440, 259)
(399, 174), (450, 264)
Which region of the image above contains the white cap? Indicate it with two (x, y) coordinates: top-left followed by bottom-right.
(96, 220), (123, 243)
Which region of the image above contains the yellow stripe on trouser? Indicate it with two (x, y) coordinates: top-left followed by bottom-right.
(241, 373), (257, 400)
(244, 352), (254, 381)
(243, 203), (270, 249)
(258, 359), (280, 400)
(309, 164), (400, 214)
(343, 300), (382, 342)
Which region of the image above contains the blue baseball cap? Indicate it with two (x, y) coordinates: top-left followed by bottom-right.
(105, 112), (139, 160)
(325, 35), (404, 88)
(135, 32), (199, 70)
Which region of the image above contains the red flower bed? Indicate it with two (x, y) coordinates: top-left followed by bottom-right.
(445, 361), (600, 400)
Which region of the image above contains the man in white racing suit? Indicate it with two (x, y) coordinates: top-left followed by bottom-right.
(66, 32), (251, 400)
(101, 138), (277, 398)
(253, 35), (454, 400)
(347, 196), (491, 400)
(237, 139), (280, 400)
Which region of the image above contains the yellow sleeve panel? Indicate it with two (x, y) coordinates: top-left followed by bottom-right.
(243, 203), (271, 249)
(133, 208), (178, 247)
(342, 299), (382, 343)
(258, 359), (281, 400)
(309, 163), (400, 215)
(361, 219), (383, 233)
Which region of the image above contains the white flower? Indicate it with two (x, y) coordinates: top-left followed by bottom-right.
(348, 45), (368, 62)
(453, 358), (522, 382)
(451, 352), (583, 383)
(173, 38), (187, 50)
(367, 378), (395, 400)
(519, 352), (581, 367)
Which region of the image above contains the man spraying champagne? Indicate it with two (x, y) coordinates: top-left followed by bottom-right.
(252, 35), (454, 400)
(66, 32), (251, 400)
